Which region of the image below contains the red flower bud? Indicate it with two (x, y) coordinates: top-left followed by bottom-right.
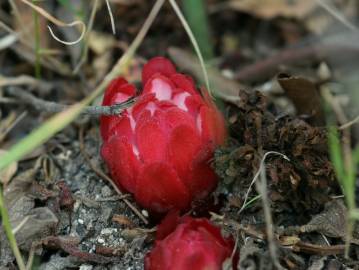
(145, 213), (237, 270)
(100, 57), (226, 213)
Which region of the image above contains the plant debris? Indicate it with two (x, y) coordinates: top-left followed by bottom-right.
(215, 90), (340, 223)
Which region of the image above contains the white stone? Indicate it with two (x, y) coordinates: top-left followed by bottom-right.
(97, 238), (105, 244)
(79, 264), (93, 270)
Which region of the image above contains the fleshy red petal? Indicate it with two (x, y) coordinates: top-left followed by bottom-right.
(102, 78), (136, 107)
(170, 73), (197, 95)
(182, 217), (233, 248)
(135, 163), (190, 213)
(102, 77), (128, 106)
(145, 217), (235, 270)
(142, 57), (176, 85)
(132, 93), (157, 120)
(143, 75), (176, 101)
(135, 112), (168, 163)
(101, 79), (136, 141)
(186, 145), (218, 198)
(101, 57), (228, 216)
(101, 136), (140, 193)
(100, 116), (113, 141)
(198, 105), (226, 145)
(109, 83), (136, 104)
(156, 210), (181, 240)
(185, 95), (204, 116)
(172, 91), (191, 111)
(107, 114), (133, 139)
(168, 124), (201, 181)
(164, 107), (196, 130)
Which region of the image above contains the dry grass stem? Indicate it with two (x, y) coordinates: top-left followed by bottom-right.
(21, 0), (86, 45)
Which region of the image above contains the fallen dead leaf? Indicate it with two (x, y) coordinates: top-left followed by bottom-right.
(277, 73), (325, 126)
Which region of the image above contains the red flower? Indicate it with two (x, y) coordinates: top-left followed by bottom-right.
(100, 57), (226, 213)
(145, 213), (237, 270)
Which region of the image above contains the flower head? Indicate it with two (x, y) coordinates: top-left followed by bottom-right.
(100, 57), (226, 213)
(145, 213), (236, 270)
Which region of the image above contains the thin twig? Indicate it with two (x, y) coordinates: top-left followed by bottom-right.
(316, 0), (359, 33)
(0, 97), (16, 104)
(256, 162), (284, 270)
(0, 74), (52, 93)
(78, 127), (148, 224)
(5, 87), (134, 116)
(25, 243), (36, 270)
(0, 111), (28, 143)
(105, 0), (116, 34)
(12, 215), (33, 235)
(21, 0), (86, 46)
(235, 44), (359, 82)
(339, 114), (359, 130)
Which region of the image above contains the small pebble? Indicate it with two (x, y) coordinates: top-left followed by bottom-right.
(101, 185), (113, 197)
(79, 264), (93, 270)
(73, 201), (80, 211)
(97, 238), (105, 244)
(141, 210), (149, 217)
(101, 228), (117, 235)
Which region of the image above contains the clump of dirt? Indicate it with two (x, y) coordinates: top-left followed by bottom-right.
(214, 90), (340, 225)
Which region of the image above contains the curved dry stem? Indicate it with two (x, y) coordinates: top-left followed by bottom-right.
(21, 0), (86, 45)
(47, 22), (85, 46)
(106, 0), (116, 34)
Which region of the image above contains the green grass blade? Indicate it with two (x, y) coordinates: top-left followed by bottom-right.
(169, 0), (211, 94)
(182, 0), (214, 60)
(0, 185), (26, 270)
(327, 126), (345, 183)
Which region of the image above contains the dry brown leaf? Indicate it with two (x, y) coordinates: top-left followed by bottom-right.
(228, 0), (316, 19)
(0, 149), (18, 185)
(300, 200), (351, 240)
(277, 73), (325, 126)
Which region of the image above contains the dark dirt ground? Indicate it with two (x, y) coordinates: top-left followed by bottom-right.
(1, 1), (359, 269)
